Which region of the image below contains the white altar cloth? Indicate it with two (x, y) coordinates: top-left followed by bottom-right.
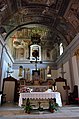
(19, 92), (62, 107)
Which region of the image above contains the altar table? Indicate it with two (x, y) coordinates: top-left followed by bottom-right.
(19, 92), (62, 107)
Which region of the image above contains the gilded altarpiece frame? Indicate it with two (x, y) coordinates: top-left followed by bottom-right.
(25, 68), (30, 81)
(40, 68), (45, 81)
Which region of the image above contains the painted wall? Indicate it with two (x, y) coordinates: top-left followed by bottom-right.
(72, 56), (79, 85)
(56, 33), (79, 96)
(0, 36), (13, 90)
(1, 33), (79, 97)
(1, 49), (13, 90)
(12, 64), (58, 81)
(63, 61), (71, 90)
(57, 67), (62, 78)
(51, 70), (58, 79)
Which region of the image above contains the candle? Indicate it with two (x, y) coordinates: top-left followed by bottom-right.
(52, 86), (54, 91)
(55, 86), (57, 91)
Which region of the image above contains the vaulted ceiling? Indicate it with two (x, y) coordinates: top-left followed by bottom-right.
(0, 0), (79, 60)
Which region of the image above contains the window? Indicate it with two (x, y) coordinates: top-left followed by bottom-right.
(59, 43), (63, 55)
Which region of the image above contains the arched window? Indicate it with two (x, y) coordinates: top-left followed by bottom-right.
(59, 43), (63, 55)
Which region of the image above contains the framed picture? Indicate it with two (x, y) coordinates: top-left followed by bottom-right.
(19, 78), (26, 87)
(32, 70), (40, 80)
(30, 44), (41, 61)
(40, 68), (45, 80)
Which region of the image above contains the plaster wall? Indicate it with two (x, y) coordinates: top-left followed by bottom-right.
(72, 56), (79, 85)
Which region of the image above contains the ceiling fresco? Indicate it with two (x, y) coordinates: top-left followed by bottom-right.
(10, 25), (49, 49)
(0, 0), (79, 61)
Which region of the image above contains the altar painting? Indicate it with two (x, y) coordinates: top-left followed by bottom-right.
(32, 70), (40, 80)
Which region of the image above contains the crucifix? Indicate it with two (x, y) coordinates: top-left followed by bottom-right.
(32, 49), (39, 70)
(35, 56), (38, 71)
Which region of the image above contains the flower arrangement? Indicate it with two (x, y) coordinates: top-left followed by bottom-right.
(20, 87), (33, 93)
(24, 98), (32, 113)
(49, 98), (59, 112)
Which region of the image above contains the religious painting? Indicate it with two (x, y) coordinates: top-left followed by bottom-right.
(25, 68), (30, 81)
(32, 70), (40, 80)
(30, 44), (41, 61)
(20, 80), (25, 86)
(40, 68), (45, 81)
(16, 48), (24, 59)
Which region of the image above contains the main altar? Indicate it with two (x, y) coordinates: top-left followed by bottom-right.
(19, 92), (62, 107)
(18, 35), (62, 109)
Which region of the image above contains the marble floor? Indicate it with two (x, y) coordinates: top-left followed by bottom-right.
(0, 103), (79, 119)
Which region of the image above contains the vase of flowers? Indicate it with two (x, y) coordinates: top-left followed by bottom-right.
(24, 98), (32, 114)
(49, 98), (59, 113)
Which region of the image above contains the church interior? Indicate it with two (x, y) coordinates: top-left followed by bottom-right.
(0, 0), (79, 118)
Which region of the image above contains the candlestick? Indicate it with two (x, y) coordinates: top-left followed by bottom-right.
(55, 86), (57, 91)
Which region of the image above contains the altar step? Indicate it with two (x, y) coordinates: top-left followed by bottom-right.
(0, 106), (79, 119)
(1, 102), (79, 119)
